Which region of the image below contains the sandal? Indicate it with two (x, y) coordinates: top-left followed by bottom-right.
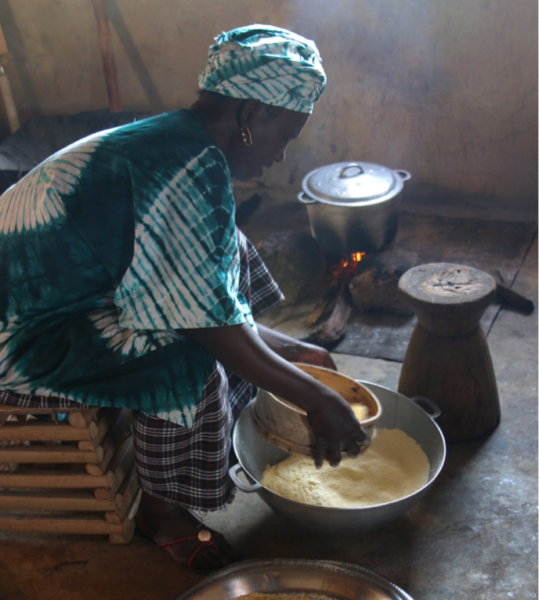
(157, 529), (225, 570)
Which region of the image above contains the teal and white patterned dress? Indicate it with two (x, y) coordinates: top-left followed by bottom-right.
(0, 110), (254, 428)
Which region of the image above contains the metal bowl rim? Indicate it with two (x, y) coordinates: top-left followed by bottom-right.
(260, 368), (383, 428)
(234, 381), (447, 513)
(174, 558), (415, 600)
(361, 380), (447, 454)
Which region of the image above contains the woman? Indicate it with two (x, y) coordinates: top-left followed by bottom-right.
(0, 25), (366, 569)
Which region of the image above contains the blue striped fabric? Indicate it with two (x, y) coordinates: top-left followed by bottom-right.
(199, 24), (326, 114)
(0, 110), (253, 427)
(114, 145), (251, 331)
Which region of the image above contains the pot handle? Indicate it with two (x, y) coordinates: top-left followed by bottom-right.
(410, 396), (441, 420)
(229, 463), (262, 493)
(297, 191), (317, 204)
(339, 164), (364, 178)
(395, 169), (412, 182)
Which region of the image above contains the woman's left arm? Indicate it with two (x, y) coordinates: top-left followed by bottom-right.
(256, 323), (337, 370)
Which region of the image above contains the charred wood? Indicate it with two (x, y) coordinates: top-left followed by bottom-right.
(349, 249), (418, 316)
(307, 268), (345, 325)
(303, 268), (354, 348)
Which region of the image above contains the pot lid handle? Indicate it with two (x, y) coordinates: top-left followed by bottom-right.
(339, 164), (364, 179)
(297, 191), (317, 204)
(395, 169), (412, 182)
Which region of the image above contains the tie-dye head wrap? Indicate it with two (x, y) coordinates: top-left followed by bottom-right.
(199, 24), (326, 114)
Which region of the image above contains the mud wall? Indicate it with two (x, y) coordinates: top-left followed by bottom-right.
(0, 0), (536, 215)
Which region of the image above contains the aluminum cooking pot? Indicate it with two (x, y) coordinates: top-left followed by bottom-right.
(230, 382), (445, 536)
(298, 161), (411, 256)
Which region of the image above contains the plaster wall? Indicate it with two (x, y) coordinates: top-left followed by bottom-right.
(0, 0), (536, 215)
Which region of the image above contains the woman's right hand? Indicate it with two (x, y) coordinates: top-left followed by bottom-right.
(305, 390), (368, 468)
(181, 322), (369, 467)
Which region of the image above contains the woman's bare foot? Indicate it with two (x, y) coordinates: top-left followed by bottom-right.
(135, 491), (241, 570)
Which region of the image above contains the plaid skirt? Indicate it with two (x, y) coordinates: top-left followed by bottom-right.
(0, 230), (283, 511)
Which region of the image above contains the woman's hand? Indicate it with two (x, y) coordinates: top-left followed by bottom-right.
(306, 390), (368, 468)
(182, 322), (367, 467)
(256, 324), (337, 370)
(294, 341), (336, 371)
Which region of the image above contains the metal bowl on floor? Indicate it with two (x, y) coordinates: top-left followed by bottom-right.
(229, 382), (446, 535)
(175, 559), (415, 599)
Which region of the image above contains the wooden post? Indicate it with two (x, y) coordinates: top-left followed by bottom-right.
(114, 464), (138, 512)
(92, 439), (131, 499)
(0, 407), (83, 415)
(68, 407), (100, 430)
(0, 421), (92, 442)
(0, 445), (100, 464)
(90, 0), (122, 112)
(0, 513), (125, 536)
(109, 516), (135, 544)
(89, 408), (121, 445)
(0, 23), (20, 133)
(78, 441), (104, 462)
(0, 490), (116, 512)
(0, 469), (109, 489)
(107, 482), (140, 524)
(108, 437), (133, 485)
(84, 409), (132, 475)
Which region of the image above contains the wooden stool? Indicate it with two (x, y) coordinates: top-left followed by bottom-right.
(398, 263), (501, 443)
(0, 406), (139, 543)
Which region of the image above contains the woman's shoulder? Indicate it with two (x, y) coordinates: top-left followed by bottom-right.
(102, 110), (220, 168)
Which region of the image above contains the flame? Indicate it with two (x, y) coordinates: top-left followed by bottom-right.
(328, 252), (366, 281)
(329, 257), (349, 278)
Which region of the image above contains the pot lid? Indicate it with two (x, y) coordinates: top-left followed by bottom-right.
(302, 161), (404, 205)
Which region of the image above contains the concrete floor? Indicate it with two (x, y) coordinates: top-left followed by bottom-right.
(0, 236), (536, 600)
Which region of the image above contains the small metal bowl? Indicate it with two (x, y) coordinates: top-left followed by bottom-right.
(252, 363), (382, 457)
(175, 559), (415, 599)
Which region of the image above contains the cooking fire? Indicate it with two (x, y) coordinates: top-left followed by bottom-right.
(329, 252), (366, 278)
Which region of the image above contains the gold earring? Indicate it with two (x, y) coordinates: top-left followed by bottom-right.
(241, 126), (253, 147)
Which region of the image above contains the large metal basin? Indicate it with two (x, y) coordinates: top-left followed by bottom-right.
(175, 559), (415, 599)
(230, 382), (446, 535)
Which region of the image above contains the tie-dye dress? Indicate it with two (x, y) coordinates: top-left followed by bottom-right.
(0, 110), (257, 428)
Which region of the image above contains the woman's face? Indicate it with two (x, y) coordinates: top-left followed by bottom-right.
(228, 103), (310, 182)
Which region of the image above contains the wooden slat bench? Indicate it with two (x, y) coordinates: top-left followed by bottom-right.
(0, 406), (139, 544)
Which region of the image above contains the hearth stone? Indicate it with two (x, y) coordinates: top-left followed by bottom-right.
(256, 230), (326, 306)
(349, 248), (418, 316)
